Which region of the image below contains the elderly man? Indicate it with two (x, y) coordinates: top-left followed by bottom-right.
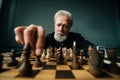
(44, 10), (94, 56)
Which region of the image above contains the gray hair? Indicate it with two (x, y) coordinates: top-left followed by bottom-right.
(54, 10), (73, 27)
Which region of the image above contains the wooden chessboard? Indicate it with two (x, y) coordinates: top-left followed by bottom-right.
(0, 53), (120, 80)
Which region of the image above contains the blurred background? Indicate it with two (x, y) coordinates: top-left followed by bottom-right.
(0, 0), (120, 56)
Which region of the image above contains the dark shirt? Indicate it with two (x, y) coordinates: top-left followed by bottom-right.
(44, 32), (95, 57)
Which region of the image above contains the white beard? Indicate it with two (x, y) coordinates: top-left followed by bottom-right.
(54, 32), (67, 42)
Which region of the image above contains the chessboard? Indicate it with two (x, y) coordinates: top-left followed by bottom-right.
(0, 53), (120, 80)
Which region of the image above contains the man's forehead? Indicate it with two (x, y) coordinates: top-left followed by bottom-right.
(55, 16), (70, 23)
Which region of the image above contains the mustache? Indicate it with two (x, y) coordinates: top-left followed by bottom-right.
(56, 32), (65, 36)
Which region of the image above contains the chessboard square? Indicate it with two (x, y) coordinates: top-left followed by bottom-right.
(56, 65), (71, 70)
(0, 69), (18, 78)
(3, 64), (17, 69)
(35, 70), (55, 79)
(72, 70), (95, 79)
(32, 67), (43, 70)
(56, 70), (75, 79)
(49, 59), (57, 62)
(49, 57), (57, 61)
(57, 62), (67, 65)
(43, 65), (56, 69)
(82, 65), (89, 70)
(67, 62), (71, 65)
(69, 65), (83, 70)
(46, 61), (57, 65)
(41, 59), (48, 62)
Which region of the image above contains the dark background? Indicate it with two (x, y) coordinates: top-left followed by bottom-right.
(0, 0), (120, 56)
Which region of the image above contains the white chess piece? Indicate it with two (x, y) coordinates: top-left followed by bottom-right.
(46, 48), (50, 59)
(63, 47), (67, 58)
(70, 48), (73, 58)
(41, 49), (46, 59)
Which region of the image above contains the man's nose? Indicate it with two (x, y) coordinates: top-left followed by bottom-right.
(59, 26), (63, 32)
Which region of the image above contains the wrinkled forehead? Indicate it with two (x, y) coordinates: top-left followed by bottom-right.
(54, 15), (71, 25)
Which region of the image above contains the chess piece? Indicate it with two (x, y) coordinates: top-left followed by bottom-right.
(54, 47), (57, 57)
(57, 47), (64, 64)
(71, 41), (80, 69)
(62, 47), (67, 58)
(71, 54), (80, 69)
(49, 46), (53, 57)
(18, 43), (33, 77)
(41, 49), (46, 59)
(96, 46), (108, 69)
(96, 46), (108, 59)
(88, 46), (102, 77)
(33, 55), (42, 68)
(64, 49), (71, 61)
(78, 50), (86, 65)
(0, 53), (3, 72)
(70, 48), (73, 58)
(107, 49), (120, 74)
(46, 48), (50, 59)
(7, 49), (18, 67)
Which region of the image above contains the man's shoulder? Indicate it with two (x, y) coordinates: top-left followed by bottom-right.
(68, 32), (85, 41)
(69, 32), (82, 37)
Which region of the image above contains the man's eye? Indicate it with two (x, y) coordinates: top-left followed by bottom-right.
(57, 24), (60, 26)
(58, 25), (60, 27)
(64, 26), (69, 29)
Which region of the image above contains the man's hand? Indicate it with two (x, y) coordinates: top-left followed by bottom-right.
(14, 24), (45, 56)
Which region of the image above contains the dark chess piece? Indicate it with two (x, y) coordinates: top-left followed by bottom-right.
(78, 50), (87, 65)
(71, 41), (80, 69)
(96, 47), (108, 69)
(57, 47), (64, 64)
(88, 46), (102, 77)
(71, 54), (80, 69)
(7, 49), (18, 67)
(0, 53), (3, 72)
(18, 43), (33, 77)
(33, 55), (43, 68)
(107, 49), (120, 74)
